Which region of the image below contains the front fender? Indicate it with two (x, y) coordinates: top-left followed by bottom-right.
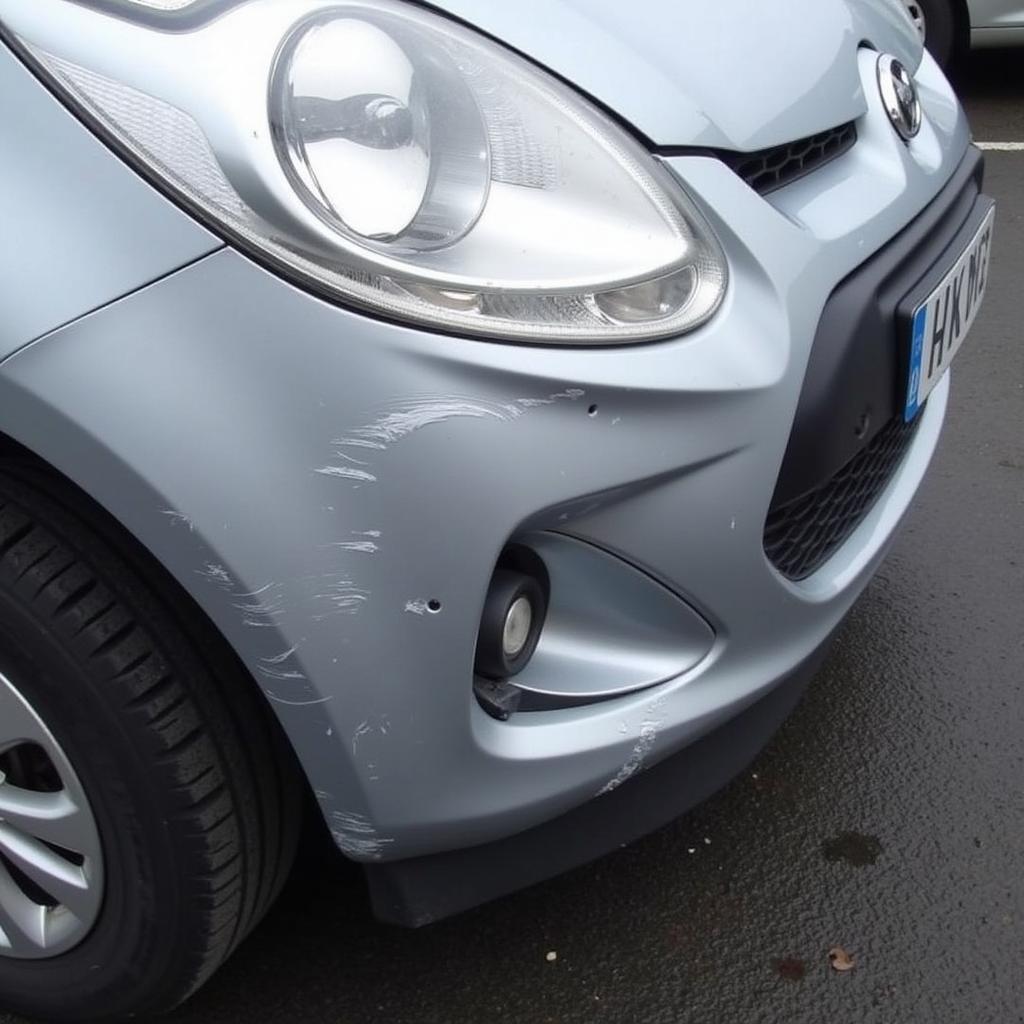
(0, 42), (220, 356)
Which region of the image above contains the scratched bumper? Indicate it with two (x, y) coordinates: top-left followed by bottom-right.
(0, 51), (967, 865)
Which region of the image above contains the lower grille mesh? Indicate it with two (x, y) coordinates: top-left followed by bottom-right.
(764, 412), (922, 581)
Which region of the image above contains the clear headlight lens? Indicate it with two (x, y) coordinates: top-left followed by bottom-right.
(0, 0), (728, 343)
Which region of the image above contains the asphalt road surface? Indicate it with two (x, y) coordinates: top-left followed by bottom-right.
(6, 51), (1023, 1024)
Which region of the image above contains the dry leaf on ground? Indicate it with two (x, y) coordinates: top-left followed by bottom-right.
(828, 946), (856, 972)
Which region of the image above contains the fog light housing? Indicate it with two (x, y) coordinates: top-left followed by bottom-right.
(475, 570), (546, 680)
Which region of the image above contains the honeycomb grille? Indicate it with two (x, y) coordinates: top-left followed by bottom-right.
(722, 122), (857, 195)
(764, 412), (922, 581)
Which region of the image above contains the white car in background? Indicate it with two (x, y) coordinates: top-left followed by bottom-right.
(904, 0), (1024, 64)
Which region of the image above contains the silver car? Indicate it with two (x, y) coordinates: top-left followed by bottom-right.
(0, 0), (995, 1019)
(903, 0), (1024, 65)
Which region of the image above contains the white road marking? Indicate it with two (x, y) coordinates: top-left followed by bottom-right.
(975, 142), (1024, 151)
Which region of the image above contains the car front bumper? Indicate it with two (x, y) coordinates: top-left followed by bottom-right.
(366, 633), (835, 925)
(0, 48), (982, 896)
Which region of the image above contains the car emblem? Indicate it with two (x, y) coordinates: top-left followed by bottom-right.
(877, 53), (921, 141)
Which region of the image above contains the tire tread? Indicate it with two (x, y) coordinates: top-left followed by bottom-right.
(0, 463), (303, 1018)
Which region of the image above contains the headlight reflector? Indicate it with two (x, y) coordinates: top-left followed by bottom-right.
(274, 13), (490, 249)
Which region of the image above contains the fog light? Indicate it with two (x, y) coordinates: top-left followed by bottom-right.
(475, 570), (546, 680)
(502, 596), (533, 658)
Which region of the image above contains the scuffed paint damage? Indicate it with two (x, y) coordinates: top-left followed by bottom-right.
(162, 509), (195, 530)
(263, 691), (332, 707)
(316, 388), (586, 480)
(352, 720), (373, 752)
(168, 519), (355, 841)
(302, 571), (369, 620)
(324, 539), (379, 553)
(315, 465), (377, 483)
(198, 565), (369, 630)
(196, 561), (234, 590)
(256, 643), (306, 681)
(598, 694), (668, 795)
(195, 564), (288, 628)
(330, 810), (394, 860)
(351, 714), (391, 755)
(172, 384), (592, 859)
(188, 553), (346, 705)
(233, 581), (287, 627)
(256, 644), (329, 706)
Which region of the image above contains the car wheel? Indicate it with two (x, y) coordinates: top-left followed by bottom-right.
(0, 460), (303, 1020)
(903, 0), (962, 68)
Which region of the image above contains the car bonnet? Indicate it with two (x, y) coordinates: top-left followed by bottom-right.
(424, 0), (924, 150)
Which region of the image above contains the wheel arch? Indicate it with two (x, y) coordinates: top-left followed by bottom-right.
(0, 414), (334, 844)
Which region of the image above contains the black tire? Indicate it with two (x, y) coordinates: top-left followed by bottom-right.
(0, 459), (303, 1021)
(913, 0), (963, 69)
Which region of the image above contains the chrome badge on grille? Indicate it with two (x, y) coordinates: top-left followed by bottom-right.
(877, 53), (922, 142)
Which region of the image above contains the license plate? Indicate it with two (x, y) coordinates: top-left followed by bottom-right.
(904, 206), (995, 421)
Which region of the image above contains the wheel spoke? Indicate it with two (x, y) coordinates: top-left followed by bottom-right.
(0, 858), (46, 953)
(0, 821), (95, 921)
(0, 786), (86, 853)
(0, 669), (104, 959)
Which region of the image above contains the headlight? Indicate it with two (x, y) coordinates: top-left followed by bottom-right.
(0, 0), (727, 343)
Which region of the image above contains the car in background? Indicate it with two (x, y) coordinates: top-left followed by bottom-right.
(903, 0), (1024, 64)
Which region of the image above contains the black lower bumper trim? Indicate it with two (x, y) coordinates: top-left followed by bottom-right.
(773, 146), (986, 508)
(364, 640), (832, 927)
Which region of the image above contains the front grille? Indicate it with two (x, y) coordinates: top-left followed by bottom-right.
(722, 122), (857, 195)
(764, 412), (922, 581)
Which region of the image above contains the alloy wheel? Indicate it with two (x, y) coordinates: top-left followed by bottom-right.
(902, 0), (928, 40)
(0, 670), (104, 959)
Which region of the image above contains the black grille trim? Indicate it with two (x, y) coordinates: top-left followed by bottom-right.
(764, 411), (922, 581)
(720, 122), (857, 195)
